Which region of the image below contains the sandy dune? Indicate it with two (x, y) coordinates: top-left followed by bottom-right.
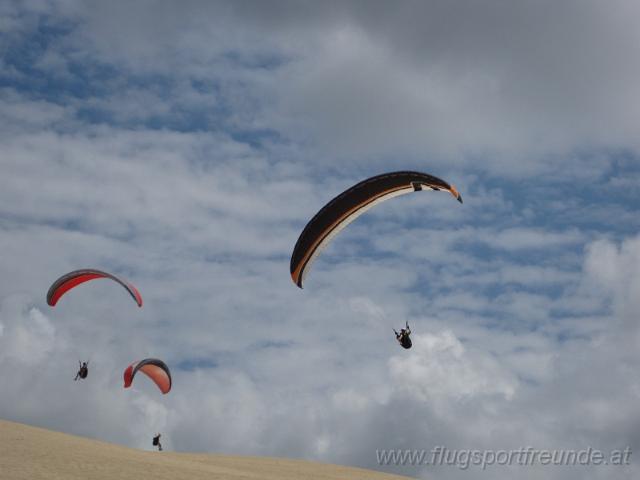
(0, 418), (413, 480)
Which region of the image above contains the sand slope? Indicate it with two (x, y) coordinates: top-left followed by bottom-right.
(0, 419), (413, 480)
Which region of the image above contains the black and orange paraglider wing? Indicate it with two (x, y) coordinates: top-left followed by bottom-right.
(290, 171), (462, 288)
(47, 269), (143, 307)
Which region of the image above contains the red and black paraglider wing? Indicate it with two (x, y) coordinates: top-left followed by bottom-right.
(124, 358), (172, 394)
(290, 171), (462, 288)
(47, 269), (143, 307)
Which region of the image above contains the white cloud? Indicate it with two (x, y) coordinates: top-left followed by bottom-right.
(584, 236), (640, 338)
(389, 330), (517, 403)
(0, 298), (56, 365)
(5, 1), (640, 173)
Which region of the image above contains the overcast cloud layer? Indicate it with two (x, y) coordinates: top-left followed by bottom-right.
(1, 1), (639, 479)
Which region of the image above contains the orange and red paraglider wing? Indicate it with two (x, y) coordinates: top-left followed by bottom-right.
(123, 358), (172, 394)
(47, 269), (143, 307)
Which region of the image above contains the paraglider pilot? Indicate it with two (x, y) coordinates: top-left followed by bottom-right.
(153, 433), (163, 451)
(394, 322), (412, 349)
(75, 361), (88, 381)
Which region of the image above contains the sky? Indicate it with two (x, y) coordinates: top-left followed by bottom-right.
(1, 1), (639, 479)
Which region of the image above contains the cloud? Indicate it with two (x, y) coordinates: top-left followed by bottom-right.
(389, 330), (517, 402)
(584, 236), (640, 337)
(0, 298), (57, 365)
(5, 1), (640, 173)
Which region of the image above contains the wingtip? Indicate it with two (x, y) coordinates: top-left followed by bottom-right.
(291, 270), (304, 289)
(449, 185), (463, 204)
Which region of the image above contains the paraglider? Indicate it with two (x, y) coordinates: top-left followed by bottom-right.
(394, 322), (412, 349)
(47, 268), (143, 307)
(123, 358), (172, 394)
(290, 171), (462, 288)
(152, 433), (163, 451)
(74, 361), (89, 380)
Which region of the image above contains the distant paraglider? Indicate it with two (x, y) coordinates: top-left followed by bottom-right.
(47, 268), (143, 307)
(74, 361), (89, 380)
(290, 171), (462, 288)
(152, 433), (163, 451)
(124, 358), (172, 394)
(394, 322), (412, 349)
